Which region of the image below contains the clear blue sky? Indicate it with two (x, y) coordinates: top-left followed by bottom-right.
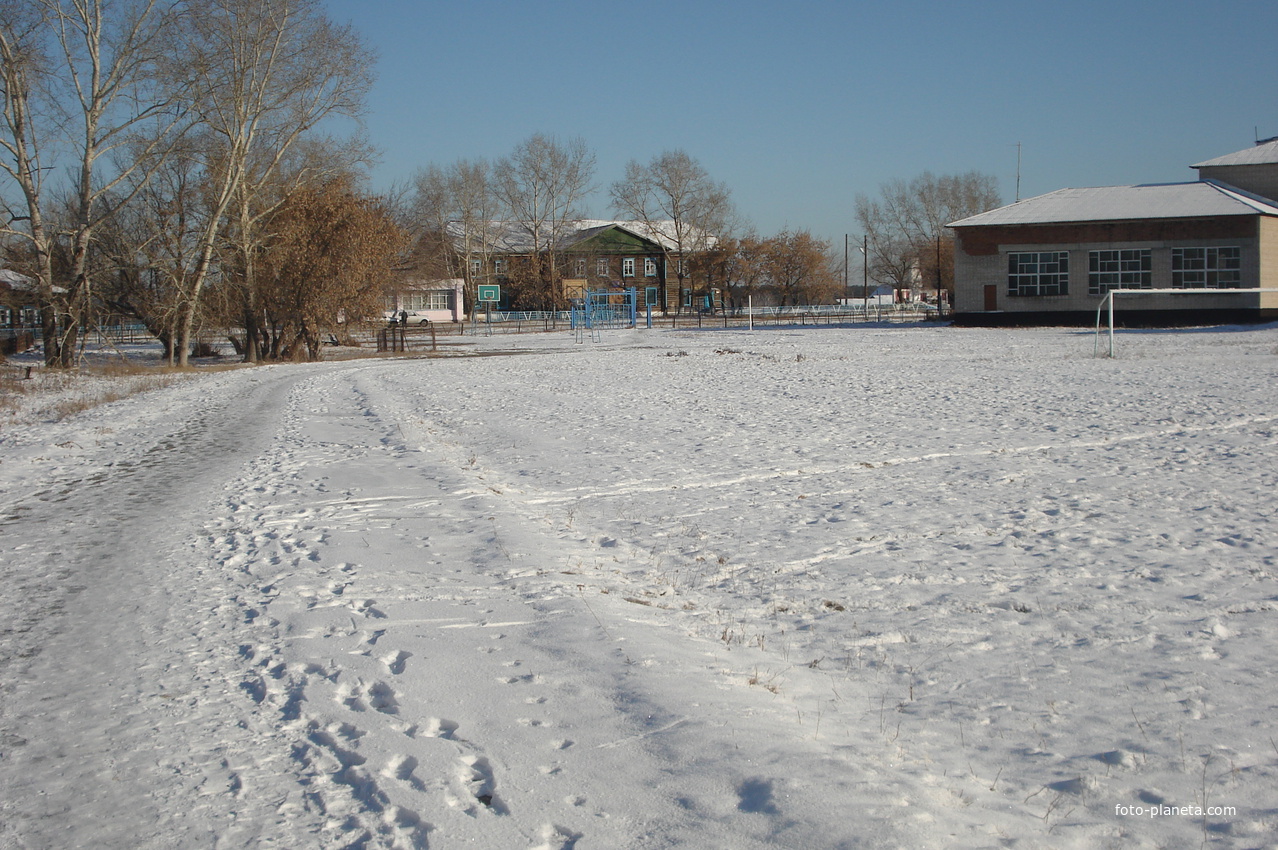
(321, 0), (1277, 244)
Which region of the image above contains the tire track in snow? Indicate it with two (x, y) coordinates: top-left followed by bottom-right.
(517, 412), (1278, 507)
(0, 366), (335, 849)
(213, 361), (856, 849)
(202, 364), (612, 848)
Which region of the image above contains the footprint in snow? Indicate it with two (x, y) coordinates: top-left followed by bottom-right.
(382, 754), (426, 791)
(533, 822), (583, 850)
(422, 717), (459, 739)
(354, 599), (387, 619)
(381, 649), (411, 675)
(338, 679), (400, 715)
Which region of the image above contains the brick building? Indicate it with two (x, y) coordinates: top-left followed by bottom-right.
(448, 220), (715, 313)
(948, 139), (1278, 325)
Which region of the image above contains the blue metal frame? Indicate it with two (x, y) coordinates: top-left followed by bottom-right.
(571, 288), (637, 331)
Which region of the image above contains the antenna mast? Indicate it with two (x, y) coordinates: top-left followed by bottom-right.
(1015, 142), (1022, 202)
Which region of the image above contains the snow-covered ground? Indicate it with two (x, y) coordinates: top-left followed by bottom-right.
(1, 322), (1276, 849)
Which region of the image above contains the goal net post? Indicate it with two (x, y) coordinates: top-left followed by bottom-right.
(1094, 288), (1278, 357)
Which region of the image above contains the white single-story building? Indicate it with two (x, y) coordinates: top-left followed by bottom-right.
(948, 139), (1278, 325)
(383, 278), (465, 324)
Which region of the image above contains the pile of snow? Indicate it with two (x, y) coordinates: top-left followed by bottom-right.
(1, 323), (1276, 848)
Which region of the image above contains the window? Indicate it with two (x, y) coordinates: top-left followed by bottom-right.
(403, 291), (454, 311)
(1172, 247), (1241, 288)
(645, 286), (659, 307)
(469, 259), (481, 278)
(622, 258), (635, 277)
(574, 257), (587, 276)
(644, 257), (658, 277)
(597, 258), (609, 276)
(494, 258), (507, 276)
(682, 288), (692, 307)
(1089, 249), (1151, 294)
(1008, 251), (1068, 296)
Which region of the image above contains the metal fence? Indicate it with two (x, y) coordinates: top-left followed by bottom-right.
(1, 322), (158, 351)
(461, 302), (940, 334)
(3, 304), (944, 359)
(660, 303), (941, 329)
(86, 322), (155, 345)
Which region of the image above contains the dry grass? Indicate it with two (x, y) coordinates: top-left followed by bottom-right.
(0, 357), (237, 426)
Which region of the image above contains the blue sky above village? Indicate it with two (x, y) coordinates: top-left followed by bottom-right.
(321, 0), (1277, 242)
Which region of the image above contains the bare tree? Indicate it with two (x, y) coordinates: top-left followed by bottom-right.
(0, 1), (59, 360)
(702, 234), (766, 311)
(1, 0), (189, 366)
(47, 0), (191, 365)
(760, 230), (838, 306)
(702, 231), (838, 309)
(855, 171), (1000, 300)
(96, 133), (207, 362)
(174, 0), (372, 364)
(610, 149), (734, 313)
(493, 133), (595, 309)
(410, 158), (498, 306)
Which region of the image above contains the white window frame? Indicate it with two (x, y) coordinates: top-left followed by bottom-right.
(644, 257), (658, 277)
(1172, 246), (1241, 289)
(401, 291), (454, 312)
(622, 257), (635, 277)
(597, 258), (609, 276)
(1008, 251), (1068, 297)
(1089, 249), (1151, 295)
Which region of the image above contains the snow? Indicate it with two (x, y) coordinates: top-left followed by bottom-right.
(2, 323), (1277, 849)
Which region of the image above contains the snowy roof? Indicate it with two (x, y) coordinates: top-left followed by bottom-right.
(1, 269), (32, 290)
(947, 180), (1278, 228)
(445, 220), (716, 253)
(1192, 137), (1278, 168)
(0, 268), (35, 291)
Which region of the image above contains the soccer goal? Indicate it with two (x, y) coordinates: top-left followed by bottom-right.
(1094, 288), (1278, 357)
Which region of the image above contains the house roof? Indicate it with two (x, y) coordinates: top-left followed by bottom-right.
(1, 269), (33, 289)
(947, 180), (1278, 228)
(445, 220), (716, 253)
(1192, 137), (1278, 169)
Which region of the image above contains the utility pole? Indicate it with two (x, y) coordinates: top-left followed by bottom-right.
(863, 234), (869, 310)
(936, 235), (943, 315)
(844, 234), (849, 303)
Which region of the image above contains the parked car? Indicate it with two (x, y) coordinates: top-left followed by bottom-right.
(382, 311), (430, 326)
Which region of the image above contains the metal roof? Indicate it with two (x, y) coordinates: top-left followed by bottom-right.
(0, 268), (34, 290)
(948, 180), (1278, 228)
(445, 220), (716, 253)
(1192, 137), (1278, 168)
